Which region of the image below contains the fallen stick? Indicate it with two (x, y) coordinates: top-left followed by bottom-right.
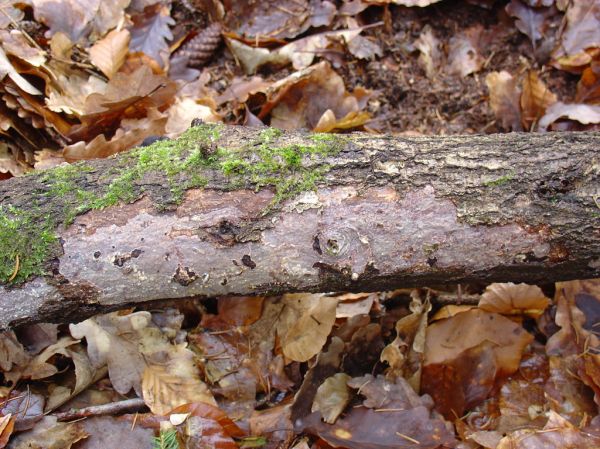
(0, 124), (598, 329)
(54, 398), (147, 421)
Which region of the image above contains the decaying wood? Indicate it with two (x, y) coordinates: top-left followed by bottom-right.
(0, 125), (599, 329)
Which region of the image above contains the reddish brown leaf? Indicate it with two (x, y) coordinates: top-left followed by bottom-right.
(422, 309), (533, 418)
(520, 70), (557, 130)
(170, 402), (245, 439)
(300, 375), (456, 449)
(576, 59), (600, 104)
(259, 62), (371, 132)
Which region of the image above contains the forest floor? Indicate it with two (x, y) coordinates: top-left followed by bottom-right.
(0, 0), (599, 448)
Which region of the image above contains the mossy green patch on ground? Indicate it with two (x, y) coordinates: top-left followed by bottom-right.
(0, 206), (56, 284)
(0, 124), (346, 284)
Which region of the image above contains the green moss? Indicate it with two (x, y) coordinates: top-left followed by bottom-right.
(484, 172), (515, 187)
(216, 127), (345, 207)
(1, 124), (346, 284)
(0, 206), (56, 284)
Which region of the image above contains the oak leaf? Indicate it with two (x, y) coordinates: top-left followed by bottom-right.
(141, 344), (216, 415)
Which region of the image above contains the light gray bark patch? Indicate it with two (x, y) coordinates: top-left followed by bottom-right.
(54, 185), (548, 310)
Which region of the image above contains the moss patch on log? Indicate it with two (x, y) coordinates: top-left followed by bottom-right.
(0, 206), (56, 284)
(0, 124), (346, 284)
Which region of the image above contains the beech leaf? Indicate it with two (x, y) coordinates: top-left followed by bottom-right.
(89, 29), (131, 79)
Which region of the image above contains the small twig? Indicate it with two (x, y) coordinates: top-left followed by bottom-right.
(395, 432), (420, 445)
(53, 398), (147, 421)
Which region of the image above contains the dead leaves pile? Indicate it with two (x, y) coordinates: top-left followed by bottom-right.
(485, 0), (600, 131)
(0, 281), (599, 448)
(0, 0), (378, 177)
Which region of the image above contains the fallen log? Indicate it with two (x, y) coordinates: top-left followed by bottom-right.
(0, 124), (599, 329)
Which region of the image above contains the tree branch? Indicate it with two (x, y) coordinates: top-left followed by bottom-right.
(0, 124), (598, 329)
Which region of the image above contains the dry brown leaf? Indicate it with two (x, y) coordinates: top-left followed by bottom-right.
(7, 416), (87, 449)
(576, 59), (600, 104)
(64, 108), (167, 161)
(497, 410), (600, 449)
(45, 346), (105, 412)
(415, 25), (441, 79)
(301, 374), (456, 449)
(0, 47), (42, 96)
(277, 293), (338, 362)
(226, 27), (379, 75)
(18, 337), (79, 381)
(264, 62), (371, 131)
(75, 416), (154, 449)
(448, 25), (485, 77)
(335, 292), (376, 318)
(311, 373), (351, 424)
(225, 0), (336, 40)
(479, 282), (551, 317)
(45, 71), (107, 116)
(291, 337), (345, 422)
(69, 312), (153, 395)
(424, 309), (533, 373)
(545, 280), (600, 417)
(538, 101), (600, 131)
(141, 344), (216, 415)
(506, 0), (557, 47)
(390, 0), (442, 4)
(0, 331), (30, 375)
(0, 391), (45, 431)
(89, 29), (130, 79)
(486, 70), (523, 131)
(49, 32), (74, 59)
(0, 30), (45, 67)
(520, 70), (557, 130)
(0, 143), (25, 177)
(32, 0), (129, 42)
(68, 65), (175, 142)
(552, 0), (600, 70)
(165, 97), (221, 138)
(430, 304), (475, 321)
(216, 76), (272, 105)
(129, 3), (174, 68)
(0, 414), (14, 448)
(380, 297), (429, 390)
(422, 309), (533, 417)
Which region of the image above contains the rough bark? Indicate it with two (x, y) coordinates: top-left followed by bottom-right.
(0, 125), (599, 329)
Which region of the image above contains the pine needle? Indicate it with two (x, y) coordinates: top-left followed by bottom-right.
(152, 429), (180, 449)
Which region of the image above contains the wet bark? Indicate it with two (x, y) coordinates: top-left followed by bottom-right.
(1, 126), (599, 329)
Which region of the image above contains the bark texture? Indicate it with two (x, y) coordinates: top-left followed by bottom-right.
(0, 125), (599, 329)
